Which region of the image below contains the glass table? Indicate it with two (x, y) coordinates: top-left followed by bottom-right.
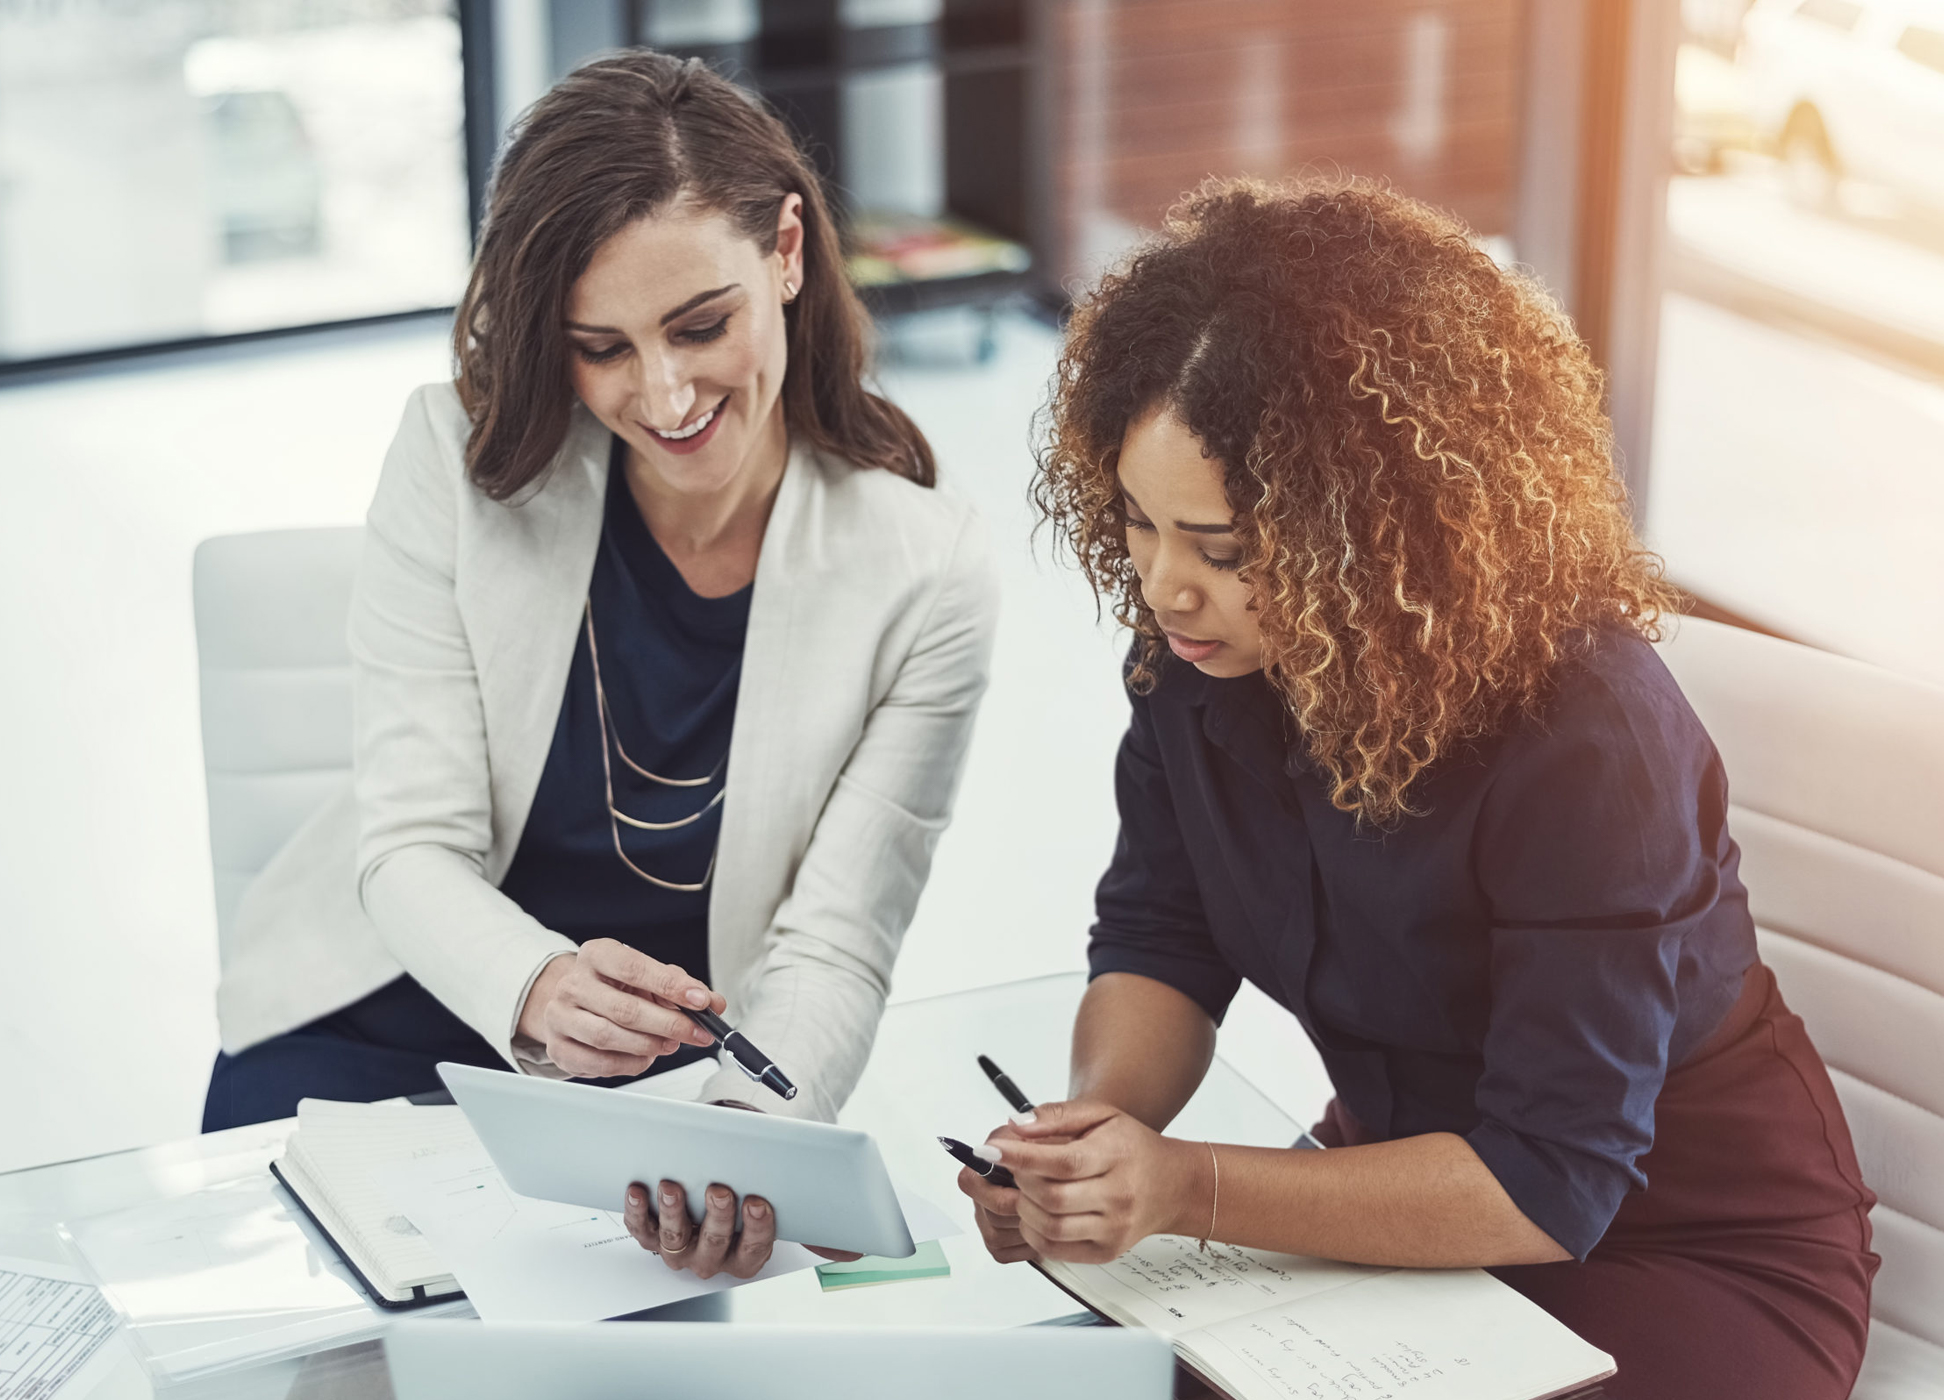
(0, 974), (1302, 1399)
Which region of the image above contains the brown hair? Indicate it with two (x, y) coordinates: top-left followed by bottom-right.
(1036, 176), (1676, 825)
(454, 50), (933, 498)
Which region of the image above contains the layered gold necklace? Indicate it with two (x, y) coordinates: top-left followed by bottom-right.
(583, 597), (725, 892)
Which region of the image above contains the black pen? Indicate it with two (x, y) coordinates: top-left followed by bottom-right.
(977, 1053), (1035, 1116)
(937, 1135), (1016, 1188)
(682, 1006), (797, 1101)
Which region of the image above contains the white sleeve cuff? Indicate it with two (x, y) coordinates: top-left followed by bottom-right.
(505, 948), (578, 1076)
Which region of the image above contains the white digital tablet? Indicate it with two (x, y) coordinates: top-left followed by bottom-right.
(387, 1320), (1176, 1400)
(437, 1062), (917, 1260)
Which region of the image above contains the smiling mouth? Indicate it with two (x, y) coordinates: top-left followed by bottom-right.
(649, 396), (728, 441)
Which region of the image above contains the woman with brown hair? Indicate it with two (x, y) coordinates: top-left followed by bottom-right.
(203, 51), (997, 1279)
(958, 178), (1876, 1397)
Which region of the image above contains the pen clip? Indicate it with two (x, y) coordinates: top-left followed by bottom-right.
(715, 1032), (761, 1084)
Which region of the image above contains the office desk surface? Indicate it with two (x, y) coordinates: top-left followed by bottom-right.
(0, 973), (1299, 1399)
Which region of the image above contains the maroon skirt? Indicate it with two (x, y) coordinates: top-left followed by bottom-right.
(1314, 963), (1879, 1400)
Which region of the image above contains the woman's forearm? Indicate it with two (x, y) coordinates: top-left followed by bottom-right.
(1168, 1131), (1572, 1268)
(1063, 973), (1569, 1268)
(1069, 973), (1218, 1130)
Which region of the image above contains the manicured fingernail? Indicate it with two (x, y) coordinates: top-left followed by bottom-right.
(746, 1200), (768, 1219)
(685, 988), (710, 1007)
(628, 1186), (645, 1205)
(974, 1143), (1003, 1163)
(1010, 1110), (1037, 1126)
(662, 1191), (678, 1207)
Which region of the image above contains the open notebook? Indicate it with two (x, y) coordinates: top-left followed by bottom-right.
(1038, 1236), (1614, 1400)
(271, 1100), (478, 1308)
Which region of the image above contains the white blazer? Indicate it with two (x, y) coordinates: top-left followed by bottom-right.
(215, 383), (998, 1121)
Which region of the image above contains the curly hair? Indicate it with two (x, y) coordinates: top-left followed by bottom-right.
(1035, 176), (1677, 825)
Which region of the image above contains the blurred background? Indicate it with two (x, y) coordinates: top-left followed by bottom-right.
(2, 0), (1938, 1170)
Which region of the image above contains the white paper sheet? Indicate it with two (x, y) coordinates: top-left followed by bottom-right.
(380, 1146), (958, 1322)
(0, 1255), (122, 1400)
(61, 1175), (402, 1381)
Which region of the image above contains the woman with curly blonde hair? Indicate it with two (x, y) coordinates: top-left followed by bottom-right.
(957, 179), (1876, 1399)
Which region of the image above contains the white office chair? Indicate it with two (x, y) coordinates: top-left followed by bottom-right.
(193, 528), (363, 966)
(1656, 617), (1944, 1399)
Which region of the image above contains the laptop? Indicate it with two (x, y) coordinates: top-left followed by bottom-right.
(386, 1319), (1175, 1400)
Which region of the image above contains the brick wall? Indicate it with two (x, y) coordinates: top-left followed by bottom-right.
(1047, 0), (1524, 282)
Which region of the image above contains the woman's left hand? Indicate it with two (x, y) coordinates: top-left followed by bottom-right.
(985, 1100), (1208, 1264)
(621, 1179), (865, 1278)
(624, 1179), (777, 1280)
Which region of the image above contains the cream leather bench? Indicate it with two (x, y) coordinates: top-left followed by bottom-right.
(1657, 617), (1944, 1399)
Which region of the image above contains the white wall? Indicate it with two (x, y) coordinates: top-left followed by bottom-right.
(0, 324), (452, 1171)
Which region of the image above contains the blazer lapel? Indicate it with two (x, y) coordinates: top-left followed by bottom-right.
(468, 403), (612, 880)
(710, 443), (820, 999)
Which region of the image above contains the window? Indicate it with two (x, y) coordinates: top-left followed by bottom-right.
(0, 0), (470, 369)
(1793, 0), (1864, 32)
(1895, 25), (1944, 75)
(1652, 0), (1944, 683)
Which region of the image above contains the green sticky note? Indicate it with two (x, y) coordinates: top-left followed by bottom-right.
(815, 1239), (951, 1291)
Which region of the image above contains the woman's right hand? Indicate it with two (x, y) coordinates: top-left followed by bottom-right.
(516, 938), (726, 1078)
(958, 1122), (1040, 1263)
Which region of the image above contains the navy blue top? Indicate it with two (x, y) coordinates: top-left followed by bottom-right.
(1088, 630), (1757, 1260)
(499, 439), (749, 987)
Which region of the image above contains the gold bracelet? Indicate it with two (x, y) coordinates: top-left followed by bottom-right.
(1197, 1142), (1220, 1252)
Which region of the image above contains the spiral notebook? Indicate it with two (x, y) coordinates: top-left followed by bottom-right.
(1037, 1235), (1614, 1400)
(270, 1100), (476, 1309)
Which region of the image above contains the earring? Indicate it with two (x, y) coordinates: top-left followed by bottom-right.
(783, 281), (798, 303)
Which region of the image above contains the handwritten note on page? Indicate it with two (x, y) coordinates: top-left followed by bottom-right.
(1184, 1268), (1615, 1400)
(1049, 1234), (1382, 1336)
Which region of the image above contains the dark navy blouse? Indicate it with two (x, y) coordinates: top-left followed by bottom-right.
(499, 439), (748, 988)
(1088, 629), (1757, 1260)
